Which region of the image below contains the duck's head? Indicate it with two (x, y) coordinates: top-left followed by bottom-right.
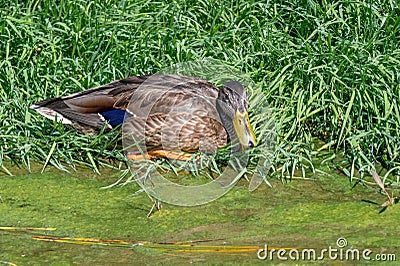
(216, 81), (257, 151)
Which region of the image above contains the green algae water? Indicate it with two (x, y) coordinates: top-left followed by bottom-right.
(1, 166), (399, 265)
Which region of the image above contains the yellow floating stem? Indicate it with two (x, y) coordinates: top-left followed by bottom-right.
(32, 236), (143, 247)
(31, 235), (294, 255)
(0, 226), (56, 231)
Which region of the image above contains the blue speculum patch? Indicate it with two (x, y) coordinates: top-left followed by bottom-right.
(100, 109), (129, 127)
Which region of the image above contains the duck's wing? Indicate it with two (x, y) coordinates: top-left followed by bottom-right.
(30, 75), (150, 132)
(30, 74), (221, 134)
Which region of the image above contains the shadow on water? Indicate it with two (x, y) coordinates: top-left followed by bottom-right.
(0, 162), (399, 265)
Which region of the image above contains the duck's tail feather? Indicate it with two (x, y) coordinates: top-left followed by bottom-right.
(30, 98), (110, 132)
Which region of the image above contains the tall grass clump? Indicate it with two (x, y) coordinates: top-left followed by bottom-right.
(0, 0), (399, 188)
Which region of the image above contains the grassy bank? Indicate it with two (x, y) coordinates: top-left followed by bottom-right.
(0, 0), (399, 187)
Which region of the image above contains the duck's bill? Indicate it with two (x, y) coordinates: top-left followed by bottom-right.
(233, 109), (257, 149)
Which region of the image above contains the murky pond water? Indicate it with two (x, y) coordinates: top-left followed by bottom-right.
(1, 164), (399, 265)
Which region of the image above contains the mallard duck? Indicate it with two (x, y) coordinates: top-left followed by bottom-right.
(30, 74), (257, 160)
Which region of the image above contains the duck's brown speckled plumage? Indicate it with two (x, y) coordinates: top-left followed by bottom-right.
(31, 74), (255, 159)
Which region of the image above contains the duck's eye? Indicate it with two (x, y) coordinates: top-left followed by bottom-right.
(248, 141), (254, 148)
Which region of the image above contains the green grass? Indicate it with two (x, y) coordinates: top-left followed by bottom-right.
(0, 0), (399, 188)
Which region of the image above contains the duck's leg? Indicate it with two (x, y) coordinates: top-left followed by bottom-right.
(126, 153), (153, 160)
(127, 150), (193, 161)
